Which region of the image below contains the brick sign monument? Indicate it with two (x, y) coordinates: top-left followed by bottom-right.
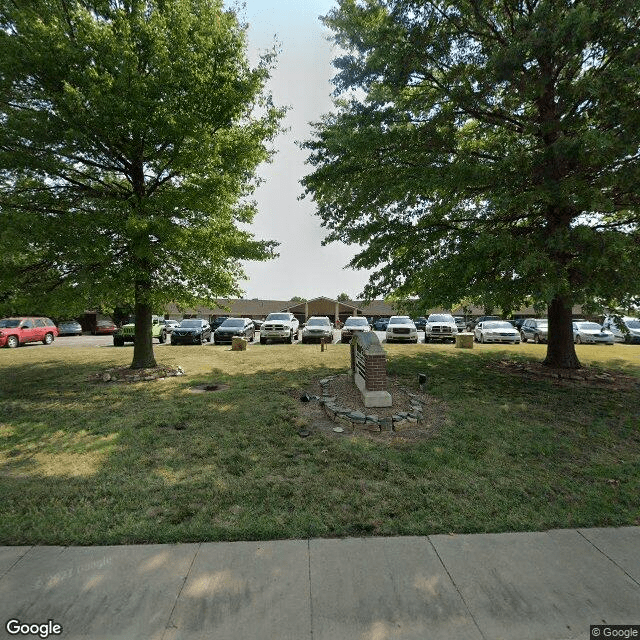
(350, 332), (392, 407)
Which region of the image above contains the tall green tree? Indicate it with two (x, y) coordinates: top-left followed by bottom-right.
(302, 0), (640, 368)
(0, 0), (284, 368)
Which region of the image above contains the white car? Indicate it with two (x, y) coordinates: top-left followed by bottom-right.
(301, 316), (333, 344)
(385, 316), (418, 343)
(572, 322), (614, 345)
(259, 312), (300, 344)
(424, 313), (458, 343)
(475, 321), (521, 344)
(601, 316), (640, 344)
(340, 316), (371, 343)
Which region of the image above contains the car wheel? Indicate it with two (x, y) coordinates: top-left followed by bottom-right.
(43, 332), (54, 345)
(480, 333), (485, 343)
(7, 335), (19, 348)
(520, 332), (527, 343)
(287, 331), (293, 344)
(260, 337), (266, 345)
(114, 336), (124, 347)
(159, 330), (166, 344)
(575, 335), (582, 344)
(534, 334), (540, 344)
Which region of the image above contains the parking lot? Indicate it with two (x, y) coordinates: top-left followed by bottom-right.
(25, 330), (624, 349)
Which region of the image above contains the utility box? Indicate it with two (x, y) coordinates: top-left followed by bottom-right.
(231, 337), (247, 351)
(455, 333), (474, 349)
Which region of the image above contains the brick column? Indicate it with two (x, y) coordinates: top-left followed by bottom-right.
(364, 353), (387, 391)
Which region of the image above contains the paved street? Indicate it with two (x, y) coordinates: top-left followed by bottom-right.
(1, 528), (639, 640)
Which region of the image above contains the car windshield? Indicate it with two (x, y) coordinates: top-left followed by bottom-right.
(0, 318), (21, 328)
(308, 318), (330, 326)
(180, 319), (203, 328)
(220, 319), (244, 327)
(389, 317), (412, 324)
(626, 320), (640, 329)
(485, 322), (514, 329)
(576, 322), (602, 331)
(266, 314), (290, 321)
(428, 315), (454, 322)
(345, 318), (368, 326)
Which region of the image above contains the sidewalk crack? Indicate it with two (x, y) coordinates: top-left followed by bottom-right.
(0, 546), (35, 582)
(577, 529), (640, 588)
(427, 536), (487, 640)
(307, 539), (314, 640)
(161, 543), (201, 640)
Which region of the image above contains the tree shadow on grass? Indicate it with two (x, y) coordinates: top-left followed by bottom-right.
(1, 355), (638, 545)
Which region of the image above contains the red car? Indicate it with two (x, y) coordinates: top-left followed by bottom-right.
(0, 317), (59, 348)
(93, 320), (117, 335)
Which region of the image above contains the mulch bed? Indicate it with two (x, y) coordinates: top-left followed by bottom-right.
(488, 359), (639, 391)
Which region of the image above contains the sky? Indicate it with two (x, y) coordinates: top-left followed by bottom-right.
(227, 0), (374, 301)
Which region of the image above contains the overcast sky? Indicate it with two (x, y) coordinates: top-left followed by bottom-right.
(228, 0), (373, 301)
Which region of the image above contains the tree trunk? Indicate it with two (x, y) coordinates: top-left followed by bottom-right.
(543, 294), (580, 369)
(131, 280), (157, 370)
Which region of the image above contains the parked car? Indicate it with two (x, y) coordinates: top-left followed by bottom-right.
(372, 317), (390, 331)
(170, 318), (212, 345)
(602, 316), (640, 344)
(413, 317), (428, 331)
(162, 319), (180, 333)
(94, 319), (117, 335)
(475, 321), (521, 344)
(301, 316), (333, 344)
(453, 316), (466, 333)
(0, 317), (58, 348)
(572, 322), (614, 345)
(424, 314), (458, 343)
(386, 316), (418, 343)
(57, 320), (83, 336)
(213, 317), (255, 344)
(211, 317), (229, 330)
(466, 315), (501, 332)
(520, 318), (548, 343)
(260, 313), (300, 344)
(114, 315), (166, 346)
(340, 316), (371, 343)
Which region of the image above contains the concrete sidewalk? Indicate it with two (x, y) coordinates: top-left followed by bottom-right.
(1, 527), (638, 640)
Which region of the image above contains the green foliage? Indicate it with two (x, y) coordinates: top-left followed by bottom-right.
(302, 1), (640, 351)
(336, 292), (350, 301)
(0, 1), (284, 324)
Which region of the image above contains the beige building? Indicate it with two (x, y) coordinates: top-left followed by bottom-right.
(164, 297), (589, 324)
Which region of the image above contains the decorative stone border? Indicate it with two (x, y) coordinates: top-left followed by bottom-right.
(315, 376), (425, 433)
(91, 365), (185, 383)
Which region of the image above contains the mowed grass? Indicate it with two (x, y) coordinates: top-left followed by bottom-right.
(0, 340), (638, 545)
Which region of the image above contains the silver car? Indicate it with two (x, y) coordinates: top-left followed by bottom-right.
(475, 321), (520, 344)
(572, 322), (614, 345)
(385, 316), (418, 343)
(340, 316), (371, 343)
(301, 316), (333, 344)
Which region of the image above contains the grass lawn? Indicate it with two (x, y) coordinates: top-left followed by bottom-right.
(0, 341), (638, 545)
